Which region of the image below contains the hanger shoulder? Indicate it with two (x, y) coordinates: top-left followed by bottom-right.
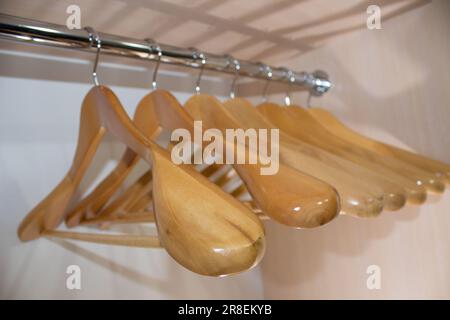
(287, 105), (445, 193)
(185, 94), (340, 228)
(225, 100), (394, 217)
(65, 89), (172, 227)
(21, 86), (266, 276)
(309, 108), (450, 184)
(65, 148), (140, 227)
(257, 103), (428, 204)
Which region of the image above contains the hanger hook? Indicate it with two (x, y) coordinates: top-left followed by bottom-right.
(259, 63), (272, 102)
(190, 48), (206, 95)
(145, 38), (162, 90)
(227, 55), (240, 99)
(282, 68), (295, 106)
(84, 26), (101, 86)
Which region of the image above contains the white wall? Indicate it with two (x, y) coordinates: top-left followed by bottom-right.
(0, 71), (263, 299)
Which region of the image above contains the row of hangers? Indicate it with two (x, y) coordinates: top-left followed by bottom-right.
(18, 28), (450, 277)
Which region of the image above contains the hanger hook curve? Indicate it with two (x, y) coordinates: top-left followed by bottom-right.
(259, 63), (272, 102)
(190, 47), (206, 95)
(145, 38), (162, 90)
(84, 26), (101, 86)
(226, 55), (240, 99)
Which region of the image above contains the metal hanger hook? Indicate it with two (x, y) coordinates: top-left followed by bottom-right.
(190, 48), (206, 95)
(227, 55), (240, 99)
(260, 63), (272, 102)
(84, 26), (101, 86)
(282, 68), (295, 106)
(145, 38), (162, 90)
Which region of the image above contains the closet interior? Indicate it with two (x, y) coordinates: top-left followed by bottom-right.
(1, 11), (448, 278)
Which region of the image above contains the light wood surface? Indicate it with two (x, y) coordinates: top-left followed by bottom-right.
(18, 86), (265, 276)
(242, 101), (409, 211)
(285, 105), (445, 192)
(184, 94), (340, 227)
(66, 90), (261, 226)
(64, 91), (163, 227)
(257, 103), (428, 204)
(93, 163), (258, 222)
(224, 98), (396, 217)
(308, 108), (450, 184)
(105, 89), (339, 228)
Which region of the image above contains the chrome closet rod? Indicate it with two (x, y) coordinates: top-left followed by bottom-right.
(0, 13), (332, 95)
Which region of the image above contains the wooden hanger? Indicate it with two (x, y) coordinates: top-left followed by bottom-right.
(19, 29), (266, 275)
(223, 98), (406, 217)
(64, 88), (166, 227)
(308, 107), (450, 185)
(283, 104), (445, 193)
(81, 164), (266, 228)
(69, 48), (338, 228)
(19, 85), (265, 276)
(183, 93), (340, 227)
(66, 48), (257, 227)
(65, 54), (267, 228)
(119, 89), (340, 227)
(257, 103), (430, 204)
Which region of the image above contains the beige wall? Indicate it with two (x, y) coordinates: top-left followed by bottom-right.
(261, 0), (450, 299)
(1, 0), (449, 300)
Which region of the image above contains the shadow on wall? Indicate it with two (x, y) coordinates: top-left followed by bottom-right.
(286, 1), (450, 162)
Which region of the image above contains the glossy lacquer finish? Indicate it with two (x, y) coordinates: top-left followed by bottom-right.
(224, 99), (389, 217)
(257, 103), (428, 205)
(309, 108), (450, 185)
(112, 90), (338, 228)
(287, 106), (445, 193)
(65, 90), (164, 227)
(19, 86), (265, 277)
(67, 90), (260, 227)
(255, 103), (409, 210)
(185, 94), (340, 227)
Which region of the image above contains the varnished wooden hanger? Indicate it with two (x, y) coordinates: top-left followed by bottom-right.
(66, 47), (262, 227)
(223, 97), (409, 217)
(134, 89), (340, 228)
(278, 104), (445, 193)
(183, 110), (340, 225)
(18, 33), (265, 276)
(21, 85), (266, 276)
(81, 164), (267, 228)
(307, 107), (450, 185)
(75, 49), (339, 228)
(64, 91), (162, 227)
(257, 103), (429, 204)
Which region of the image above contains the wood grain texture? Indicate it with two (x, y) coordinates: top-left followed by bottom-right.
(113, 89), (339, 228)
(224, 98), (395, 217)
(18, 86), (266, 276)
(185, 94), (340, 227)
(257, 103), (428, 204)
(308, 108), (450, 184)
